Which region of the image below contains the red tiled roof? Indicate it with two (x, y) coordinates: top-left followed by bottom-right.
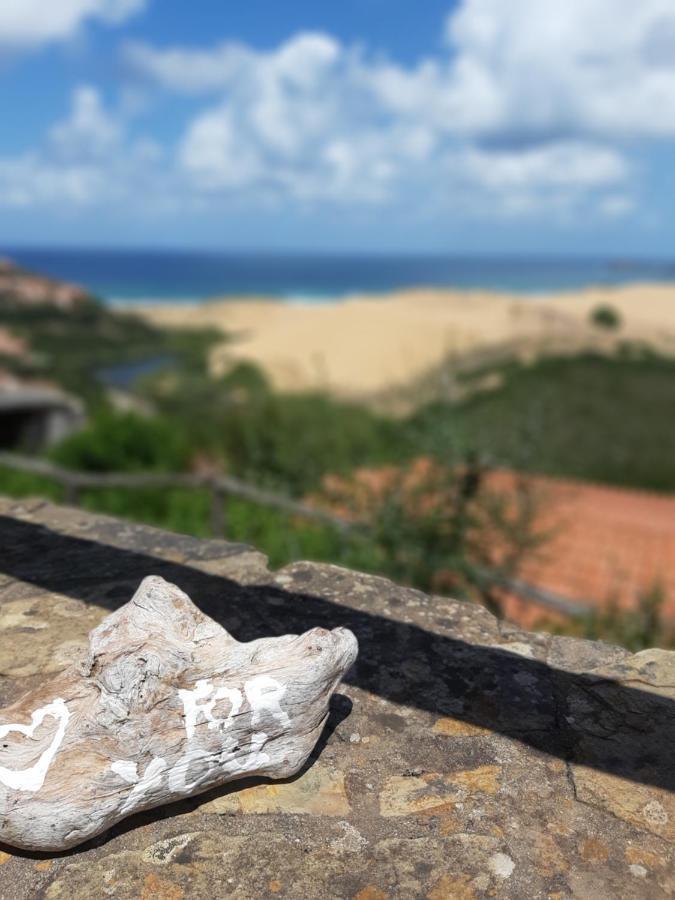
(311, 460), (675, 629)
(485, 470), (675, 627)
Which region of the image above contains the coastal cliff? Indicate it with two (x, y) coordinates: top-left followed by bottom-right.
(0, 258), (91, 310)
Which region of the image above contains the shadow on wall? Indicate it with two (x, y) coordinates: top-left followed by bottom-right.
(0, 514), (672, 802)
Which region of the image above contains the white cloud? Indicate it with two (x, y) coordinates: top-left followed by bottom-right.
(0, 0), (145, 49)
(124, 40), (253, 94)
(445, 0), (675, 139)
(7, 0), (671, 222)
(445, 142), (631, 220)
(0, 155), (104, 207)
(170, 32), (440, 205)
(598, 194), (636, 219)
(50, 86), (121, 159)
(458, 143), (628, 191)
(0, 85), (160, 209)
(129, 0), (675, 142)
(127, 13), (642, 216)
(126, 32), (342, 96)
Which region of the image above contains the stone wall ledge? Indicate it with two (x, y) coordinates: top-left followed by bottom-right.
(0, 496), (673, 899)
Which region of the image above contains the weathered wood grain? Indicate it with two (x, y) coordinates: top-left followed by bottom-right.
(0, 575), (358, 851)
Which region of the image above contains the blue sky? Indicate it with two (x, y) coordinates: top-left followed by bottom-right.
(0, 0), (673, 254)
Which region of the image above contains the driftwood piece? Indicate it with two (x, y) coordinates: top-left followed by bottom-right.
(0, 576), (358, 851)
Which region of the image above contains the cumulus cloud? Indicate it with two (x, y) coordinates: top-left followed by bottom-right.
(0, 85), (160, 209)
(128, 0), (675, 140)
(0, 0), (145, 50)
(125, 32), (341, 96)
(445, 0), (675, 139)
(598, 194), (637, 219)
(0, 155), (104, 208)
(457, 143), (628, 191)
(50, 86), (122, 159)
(8, 0), (672, 221)
(446, 142), (631, 220)
(125, 3), (656, 216)
(168, 32), (440, 205)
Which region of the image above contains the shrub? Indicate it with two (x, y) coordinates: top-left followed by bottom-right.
(407, 353), (675, 492)
(544, 582), (674, 652)
(148, 365), (407, 495)
(218, 391), (403, 494)
(590, 304), (622, 331)
(312, 456), (548, 609)
(50, 410), (190, 473)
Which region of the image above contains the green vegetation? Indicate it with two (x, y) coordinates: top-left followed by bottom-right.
(410, 352), (675, 492)
(0, 292), (217, 405)
(51, 410), (191, 473)
(590, 303), (622, 330)
(148, 363), (406, 494)
(1, 292), (673, 649)
(542, 583), (675, 652)
(57, 349), (675, 496)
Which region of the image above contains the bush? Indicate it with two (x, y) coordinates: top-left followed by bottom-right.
(590, 304), (622, 331)
(313, 457), (547, 609)
(408, 353), (675, 492)
(148, 365), (407, 495)
(218, 391), (404, 494)
(545, 583), (674, 652)
(50, 410), (191, 473)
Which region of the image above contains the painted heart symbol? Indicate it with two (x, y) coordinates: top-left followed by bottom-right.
(0, 698), (70, 792)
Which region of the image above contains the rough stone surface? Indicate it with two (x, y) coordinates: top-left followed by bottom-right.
(0, 496), (673, 898)
(0, 574), (357, 851)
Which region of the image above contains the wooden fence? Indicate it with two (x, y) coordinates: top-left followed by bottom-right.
(0, 451), (590, 621)
(0, 451), (353, 537)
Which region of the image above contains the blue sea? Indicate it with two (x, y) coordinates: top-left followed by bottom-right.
(4, 248), (675, 304)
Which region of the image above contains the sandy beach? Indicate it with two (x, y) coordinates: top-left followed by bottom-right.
(135, 284), (675, 403)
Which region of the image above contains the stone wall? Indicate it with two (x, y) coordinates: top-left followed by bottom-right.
(0, 496), (673, 899)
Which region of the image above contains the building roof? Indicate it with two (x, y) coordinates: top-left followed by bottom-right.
(486, 470), (675, 627)
(313, 459), (675, 628)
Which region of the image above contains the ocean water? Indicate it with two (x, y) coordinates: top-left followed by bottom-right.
(4, 248), (675, 304)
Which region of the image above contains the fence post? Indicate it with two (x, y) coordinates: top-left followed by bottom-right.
(210, 484), (227, 538)
(63, 479), (81, 507)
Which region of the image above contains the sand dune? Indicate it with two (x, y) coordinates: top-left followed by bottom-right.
(135, 283), (675, 402)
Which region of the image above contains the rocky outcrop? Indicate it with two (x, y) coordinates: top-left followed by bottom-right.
(0, 258), (91, 310)
(0, 497), (672, 898)
(0, 328), (27, 360)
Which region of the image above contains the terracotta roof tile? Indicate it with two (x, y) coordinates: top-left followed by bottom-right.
(485, 470), (675, 625)
(312, 460), (675, 629)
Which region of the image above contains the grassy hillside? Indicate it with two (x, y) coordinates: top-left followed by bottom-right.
(1, 336), (674, 649)
(411, 351), (675, 493)
(4, 343), (675, 508)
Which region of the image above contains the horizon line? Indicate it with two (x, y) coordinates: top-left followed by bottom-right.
(3, 245), (675, 264)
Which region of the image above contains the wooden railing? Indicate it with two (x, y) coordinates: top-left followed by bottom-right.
(0, 451), (591, 620)
(0, 451), (353, 536)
